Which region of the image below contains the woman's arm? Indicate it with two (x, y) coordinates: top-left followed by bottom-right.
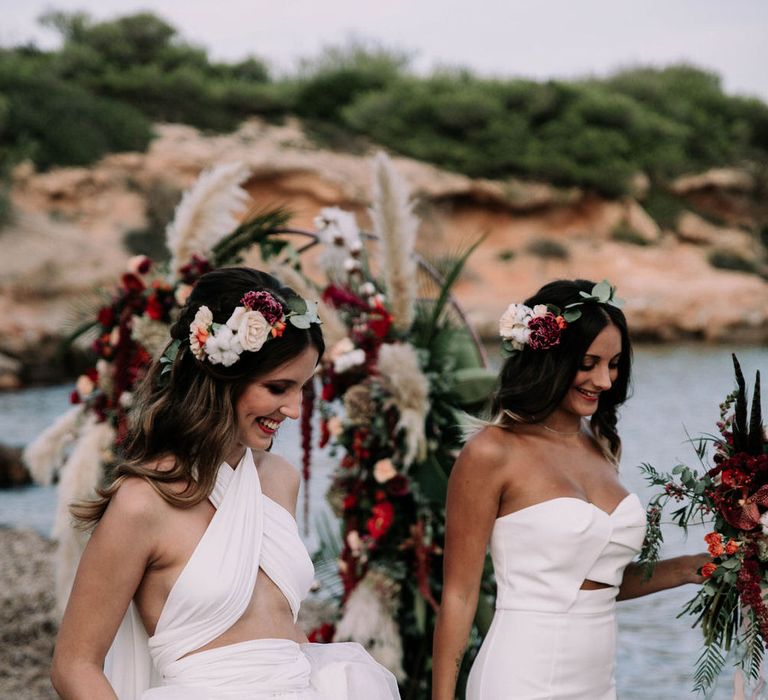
(617, 553), (709, 601)
(51, 478), (160, 699)
(432, 434), (506, 700)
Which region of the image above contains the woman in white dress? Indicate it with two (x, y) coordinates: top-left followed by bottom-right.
(432, 279), (708, 700)
(51, 267), (400, 700)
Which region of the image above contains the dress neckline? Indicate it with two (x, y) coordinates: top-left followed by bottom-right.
(495, 493), (639, 523)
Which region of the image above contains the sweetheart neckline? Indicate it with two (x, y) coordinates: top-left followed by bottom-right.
(495, 492), (641, 523)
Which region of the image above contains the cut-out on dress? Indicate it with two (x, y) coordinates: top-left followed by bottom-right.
(104, 450), (400, 699)
(466, 495), (647, 700)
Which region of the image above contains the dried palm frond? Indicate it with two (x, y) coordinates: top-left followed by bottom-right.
(166, 162), (251, 273)
(333, 569), (405, 681)
(370, 152), (418, 332)
(23, 406), (84, 486)
(52, 417), (115, 612)
(376, 342), (429, 466)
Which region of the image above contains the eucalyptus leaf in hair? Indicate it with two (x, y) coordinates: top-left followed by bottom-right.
(564, 280), (623, 322)
(288, 298), (321, 329)
(160, 339), (181, 376)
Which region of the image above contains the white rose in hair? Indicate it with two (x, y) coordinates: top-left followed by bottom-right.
(499, 303), (533, 349)
(237, 310), (271, 352)
(532, 304), (548, 318)
(205, 326), (243, 367)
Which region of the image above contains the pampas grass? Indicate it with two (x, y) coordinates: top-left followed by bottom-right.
(376, 343), (429, 466)
(333, 569), (405, 681)
(166, 162), (251, 273)
(23, 406), (84, 487)
(370, 152), (418, 332)
(52, 416), (115, 612)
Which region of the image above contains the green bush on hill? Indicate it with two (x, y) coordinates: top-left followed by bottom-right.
(0, 49), (152, 169)
(1, 10), (768, 198)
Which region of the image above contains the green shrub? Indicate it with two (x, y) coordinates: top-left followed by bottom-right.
(293, 44), (407, 122)
(707, 248), (758, 274)
(525, 238), (569, 259)
(611, 223), (651, 246)
(0, 52), (152, 169)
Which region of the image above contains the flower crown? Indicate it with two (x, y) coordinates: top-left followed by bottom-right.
(162, 290), (321, 371)
(499, 280), (622, 355)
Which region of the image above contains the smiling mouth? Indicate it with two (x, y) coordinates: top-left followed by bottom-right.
(576, 388), (600, 401)
(256, 417), (280, 434)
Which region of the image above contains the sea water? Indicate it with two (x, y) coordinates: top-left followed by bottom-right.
(0, 345), (765, 699)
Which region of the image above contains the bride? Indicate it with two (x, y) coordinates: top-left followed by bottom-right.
(432, 279), (707, 700)
(51, 267), (400, 699)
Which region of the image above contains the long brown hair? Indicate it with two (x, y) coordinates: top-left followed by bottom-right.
(72, 267), (325, 529)
(489, 279), (632, 463)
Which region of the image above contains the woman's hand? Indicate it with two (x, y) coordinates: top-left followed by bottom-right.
(683, 552), (713, 585)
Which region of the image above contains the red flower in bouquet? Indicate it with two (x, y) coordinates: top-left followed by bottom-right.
(367, 501), (394, 540)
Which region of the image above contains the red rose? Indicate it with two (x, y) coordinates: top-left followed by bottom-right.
(240, 291), (284, 325)
(307, 623), (335, 643)
(527, 313), (564, 351)
(701, 562), (717, 578)
(366, 501), (394, 540)
(121, 273), (145, 293)
(97, 306), (115, 328)
(145, 294), (164, 320)
(386, 474), (410, 497)
(342, 494), (357, 510)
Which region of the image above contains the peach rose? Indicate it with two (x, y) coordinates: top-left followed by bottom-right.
(701, 562), (717, 578)
(189, 306), (213, 360)
(373, 458), (397, 484)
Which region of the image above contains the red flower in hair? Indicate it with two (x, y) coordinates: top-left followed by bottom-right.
(240, 291), (284, 325)
(527, 313), (564, 351)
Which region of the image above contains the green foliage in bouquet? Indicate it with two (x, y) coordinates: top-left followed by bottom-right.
(640, 355), (767, 693)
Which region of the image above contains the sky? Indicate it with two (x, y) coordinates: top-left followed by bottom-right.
(2, 0), (767, 101)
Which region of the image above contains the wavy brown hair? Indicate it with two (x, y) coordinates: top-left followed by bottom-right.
(72, 267), (325, 529)
(489, 279), (632, 463)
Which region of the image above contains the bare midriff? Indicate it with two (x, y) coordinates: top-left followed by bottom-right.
(179, 569), (305, 658)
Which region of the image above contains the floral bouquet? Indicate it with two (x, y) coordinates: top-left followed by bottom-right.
(641, 355), (766, 692)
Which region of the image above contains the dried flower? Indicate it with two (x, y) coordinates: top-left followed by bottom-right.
(343, 385), (376, 426)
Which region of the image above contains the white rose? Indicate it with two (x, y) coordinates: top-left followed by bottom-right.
(76, 374), (95, 398)
(346, 530), (363, 556)
(174, 284), (193, 306)
(333, 348), (366, 374)
(374, 458), (398, 484)
(499, 303), (533, 349)
(760, 512), (768, 536)
(532, 304), (549, 318)
(235, 310), (271, 352)
(330, 337), (355, 360)
(204, 326), (243, 367)
(327, 415), (344, 437)
(359, 282), (376, 297)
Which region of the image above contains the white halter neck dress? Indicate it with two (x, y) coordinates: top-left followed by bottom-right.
(466, 494), (647, 700)
(104, 450), (400, 699)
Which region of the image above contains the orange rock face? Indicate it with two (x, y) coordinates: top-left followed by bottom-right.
(1, 118), (766, 373)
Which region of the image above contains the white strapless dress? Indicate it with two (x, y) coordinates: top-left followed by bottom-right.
(466, 495), (646, 700)
(103, 450), (400, 699)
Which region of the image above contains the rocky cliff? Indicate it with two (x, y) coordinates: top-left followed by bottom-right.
(1, 118), (766, 386)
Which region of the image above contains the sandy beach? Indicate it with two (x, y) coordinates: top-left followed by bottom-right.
(0, 526), (57, 700)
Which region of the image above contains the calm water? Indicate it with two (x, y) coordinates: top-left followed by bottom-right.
(0, 345), (765, 699)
